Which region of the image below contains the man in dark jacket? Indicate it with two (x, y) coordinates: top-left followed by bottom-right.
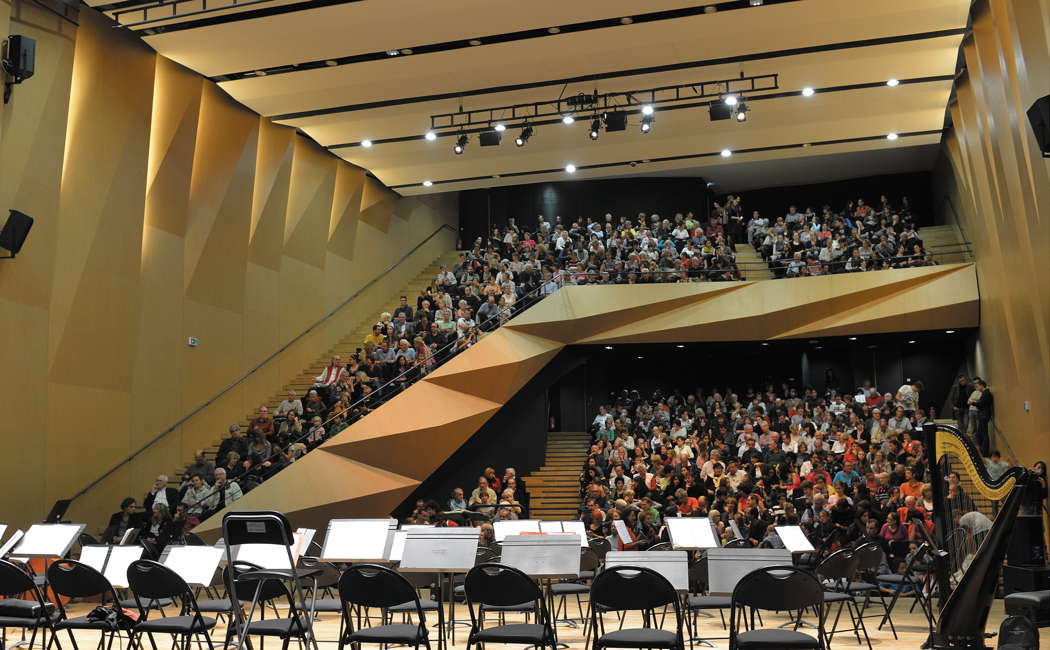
(972, 379), (994, 457)
(143, 475), (180, 515)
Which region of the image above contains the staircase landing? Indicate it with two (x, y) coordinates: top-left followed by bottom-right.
(522, 432), (590, 520)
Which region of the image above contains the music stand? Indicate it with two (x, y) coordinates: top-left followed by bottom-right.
(0, 524), (7, 542)
(0, 530), (25, 558)
(119, 528), (140, 546)
(604, 551), (689, 592)
(705, 548), (792, 595)
(232, 527), (315, 570)
(11, 523), (85, 559)
(500, 534), (581, 646)
(539, 521), (589, 547)
(319, 519), (394, 562)
(44, 499), (72, 524)
(399, 527), (480, 650)
(492, 519), (541, 542)
(774, 525), (816, 554)
(666, 517), (721, 550)
(387, 531), (408, 563)
(160, 545), (224, 587)
(102, 545), (144, 589)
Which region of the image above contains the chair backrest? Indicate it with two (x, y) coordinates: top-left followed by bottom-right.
(226, 562), (286, 603)
(78, 533), (99, 547)
(0, 559), (39, 598)
(126, 559), (193, 601)
(817, 548), (857, 583)
(222, 511), (294, 547)
(475, 547), (499, 565)
(47, 560), (117, 601)
(580, 547), (601, 572)
(589, 537), (611, 559)
(184, 533), (206, 546)
(590, 565), (678, 611)
(724, 538), (752, 548)
(647, 542), (673, 552)
(338, 564), (421, 610)
(852, 542), (884, 575)
(464, 563), (542, 607)
(140, 539), (160, 560)
(731, 566), (823, 612)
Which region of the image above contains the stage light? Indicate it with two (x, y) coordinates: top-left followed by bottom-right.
(801, 86), (815, 97)
(676, 344), (685, 348)
(946, 329), (955, 334)
(589, 118), (601, 140)
(720, 149), (732, 157)
(604, 111), (628, 131)
(640, 115), (652, 133)
(887, 132), (899, 140)
(386, 50), (400, 56)
(620, 17), (633, 24)
(849, 336), (857, 341)
(735, 104), (749, 122)
(750, 0), (763, 5)
(494, 123), (506, 132)
(361, 139), (373, 148)
(422, 180), (433, 187)
(565, 163), (576, 173)
(887, 78), (900, 87)
(641, 104), (654, 116)
(515, 125), (533, 146)
(761, 342), (769, 347)
(637, 356), (645, 359)
(908, 340), (916, 344)
(424, 131), (437, 141)
(453, 134), (468, 154)
(562, 114), (575, 125)
(324, 60), (338, 67)
(604, 345), (613, 350)
(724, 94), (738, 106)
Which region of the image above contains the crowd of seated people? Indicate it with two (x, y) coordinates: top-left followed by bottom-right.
(405, 466), (530, 526)
(743, 195), (938, 277)
(577, 378), (949, 574)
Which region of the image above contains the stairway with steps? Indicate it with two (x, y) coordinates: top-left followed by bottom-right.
(522, 432), (591, 520)
(736, 243), (773, 280)
(173, 249), (463, 481)
(921, 224), (971, 263)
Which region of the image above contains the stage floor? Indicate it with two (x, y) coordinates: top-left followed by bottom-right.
(35, 598), (1049, 650)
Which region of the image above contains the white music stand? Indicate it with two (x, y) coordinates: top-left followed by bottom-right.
(319, 519), (394, 562)
(387, 531), (408, 563)
(705, 548), (792, 595)
(77, 544), (144, 589)
(774, 525), (816, 553)
(0, 530), (25, 558)
(161, 545), (224, 586)
(604, 551), (689, 592)
(500, 534), (580, 579)
(666, 518), (720, 550)
(0, 525), (8, 542)
(493, 519), (541, 542)
(399, 528), (480, 650)
(538, 521), (589, 547)
(78, 545), (110, 573)
(11, 523), (85, 559)
(729, 520), (744, 541)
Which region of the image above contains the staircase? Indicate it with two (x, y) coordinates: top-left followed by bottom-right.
(522, 432), (591, 520)
(736, 243), (773, 280)
(921, 225), (972, 263)
(175, 249), (463, 479)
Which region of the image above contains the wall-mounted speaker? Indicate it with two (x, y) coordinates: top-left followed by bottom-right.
(1027, 95), (1049, 157)
(5, 35), (35, 81)
(0, 210), (34, 258)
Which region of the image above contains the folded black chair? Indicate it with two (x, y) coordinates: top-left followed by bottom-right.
(729, 566), (824, 650)
(815, 549), (871, 649)
(851, 542), (896, 639)
(463, 563), (555, 650)
(875, 542), (935, 632)
(552, 547), (601, 626)
(337, 564), (431, 650)
(125, 559), (216, 650)
(47, 559), (130, 650)
(589, 565), (685, 650)
(0, 559), (62, 650)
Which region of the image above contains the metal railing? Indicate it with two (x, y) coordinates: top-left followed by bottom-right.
(69, 223), (456, 503)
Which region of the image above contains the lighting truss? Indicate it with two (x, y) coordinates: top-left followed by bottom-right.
(428, 73), (778, 131)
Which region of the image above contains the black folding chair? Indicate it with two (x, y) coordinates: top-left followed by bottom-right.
(463, 563), (555, 650)
(875, 542), (935, 632)
(222, 511), (321, 650)
(729, 566), (825, 650)
(724, 539), (752, 549)
(589, 565), (685, 650)
(647, 542), (674, 552)
(47, 559), (130, 650)
(589, 537), (612, 560)
(0, 559), (62, 650)
(851, 542), (896, 639)
(815, 549), (871, 649)
(551, 547), (600, 628)
(125, 559), (216, 650)
(336, 564), (431, 650)
(685, 553), (732, 636)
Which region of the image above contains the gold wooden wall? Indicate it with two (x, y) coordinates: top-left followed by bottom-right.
(0, 5), (457, 531)
(932, 0), (1049, 465)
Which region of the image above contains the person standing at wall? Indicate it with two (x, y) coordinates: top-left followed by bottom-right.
(971, 379), (994, 457)
(948, 375), (971, 433)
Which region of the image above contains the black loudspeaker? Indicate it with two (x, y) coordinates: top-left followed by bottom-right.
(709, 103), (732, 121)
(604, 111), (628, 131)
(478, 130), (501, 147)
(1008, 515), (1046, 566)
(0, 210), (34, 257)
(1003, 564), (1050, 595)
(4, 35), (35, 81)
(1027, 95), (1049, 156)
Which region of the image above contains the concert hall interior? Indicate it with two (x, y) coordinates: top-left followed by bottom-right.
(0, 0), (1047, 648)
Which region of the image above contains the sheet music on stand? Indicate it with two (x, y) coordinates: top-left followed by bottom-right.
(387, 531), (408, 563)
(0, 525), (7, 542)
(493, 519), (541, 542)
(161, 545), (224, 586)
(0, 530), (24, 558)
(706, 548), (793, 595)
(103, 546), (144, 589)
(79, 545), (109, 573)
(774, 525), (815, 553)
(605, 551), (689, 592)
(11, 523), (85, 559)
(319, 519), (395, 562)
(500, 534), (581, 578)
(729, 520), (744, 540)
(666, 517), (720, 550)
(233, 527), (315, 569)
(119, 528), (138, 546)
(537, 521), (588, 547)
(399, 527), (480, 573)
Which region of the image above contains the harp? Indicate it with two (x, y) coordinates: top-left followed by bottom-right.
(923, 422), (1029, 649)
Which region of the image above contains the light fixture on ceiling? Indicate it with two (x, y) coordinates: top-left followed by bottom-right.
(253, 70), (267, 76)
(641, 104), (654, 116)
(849, 336), (857, 341)
(515, 125), (533, 146)
(640, 115), (653, 133)
(887, 132), (899, 140)
(422, 180), (433, 187)
(386, 50), (399, 56)
(676, 344), (685, 348)
(453, 134), (468, 154)
(361, 139), (373, 148)
(724, 94), (738, 106)
(548, 26), (561, 34)
(749, 0), (763, 5)
(562, 114), (575, 125)
(494, 123), (506, 132)
(565, 163), (577, 173)
(468, 39), (482, 46)
(424, 131), (437, 141)
(604, 345), (613, 350)
(324, 60), (338, 67)
(735, 103), (749, 122)
(908, 339), (916, 344)
(637, 356), (645, 360)
(887, 78), (900, 87)
(720, 148), (732, 157)
(589, 118), (601, 140)
(761, 342), (769, 346)
(400, 48), (413, 55)
(620, 16), (633, 24)
(946, 329), (955, 334)
(801, 86), (815, 97)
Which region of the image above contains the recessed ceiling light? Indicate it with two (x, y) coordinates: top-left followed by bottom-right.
(386, 50), (399, 56)
(704, 5), (717, 13)
(361, 139), (373, 148)
(946, 329), (955, 334)
(887, 78), (900, 87)
(562, 115), (575, 125)
(720, 149), (732, 157)
(749, 0), (763, 5)
(887, 132), (899, 140)
(802, 142), (812, 147)
(422, 180), (433, 187)
(324, 60), (338, 67)
(849, 336), (857, 341)
(604, 346), (613, 350)
(641, 104), (654, 116)
(637, 356), (644, 360)
(565, 163), (577, 173)
(724, 95), (738, 106)
(400, 48), (413, 55)
(676, 344), (685, 348)
(548, 26), (561, 34)
(761, 342), (769, 347)
(620, 16), (634, 24)
(908, 340), (916, 344)
(801, 86), (815, 97)
(468, 39), (482, 46)
(815, 346), (823, 350)
(494, 123), (506, 132)
(424, 131), (437, 141)
(253, 70), (267, 76)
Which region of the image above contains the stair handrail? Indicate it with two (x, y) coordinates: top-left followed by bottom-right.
(69, 223), (457, 503)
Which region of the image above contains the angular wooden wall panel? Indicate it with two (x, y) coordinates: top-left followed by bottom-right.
(249, 118), (293, 268)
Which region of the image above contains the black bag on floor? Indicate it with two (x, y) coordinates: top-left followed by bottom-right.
(997, 615), (1039, 650)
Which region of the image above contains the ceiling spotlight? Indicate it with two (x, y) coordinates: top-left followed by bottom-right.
(453, 134), (468, 154)
(589, 118), (601, 140)
(735, 104), (749, 122)
(399, 48), (413, 55)
(604, 345), (613, 350)
(424, 131), (437, 141)
(887, 132), (899, 140)
(641, 104), (654, 116)
(761, 342), (769, 347)
(640, 115), (653, 133)
(637, 356), (645, 360)
(468, 39), (482, 46)
(750, 0), (763, 5)
(548, 26), (561, 34)
(515, 125), (533, 146)
(562, 114), (575, 125)
(908, 340), (916, 344)
(361, 139), (373, 148)
(887, 78), (900, 87)
(801, 86), (815, 97)
(676, 344), (685, 348)
(386, 50), (400, 56)
(324, 60), (338, 67)
(494, 123), (506, 132)
(620, 16), (634, 24)
(720, 148), (732, 157)
(849, 336), (857, 341)
(422, 180), (433, 187)
(945, 329), (955, 334)
(565, 163), (577, 173)
(724, 94), (738, 106)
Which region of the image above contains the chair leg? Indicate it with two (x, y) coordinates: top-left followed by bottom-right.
(850, 601), (873, 650)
